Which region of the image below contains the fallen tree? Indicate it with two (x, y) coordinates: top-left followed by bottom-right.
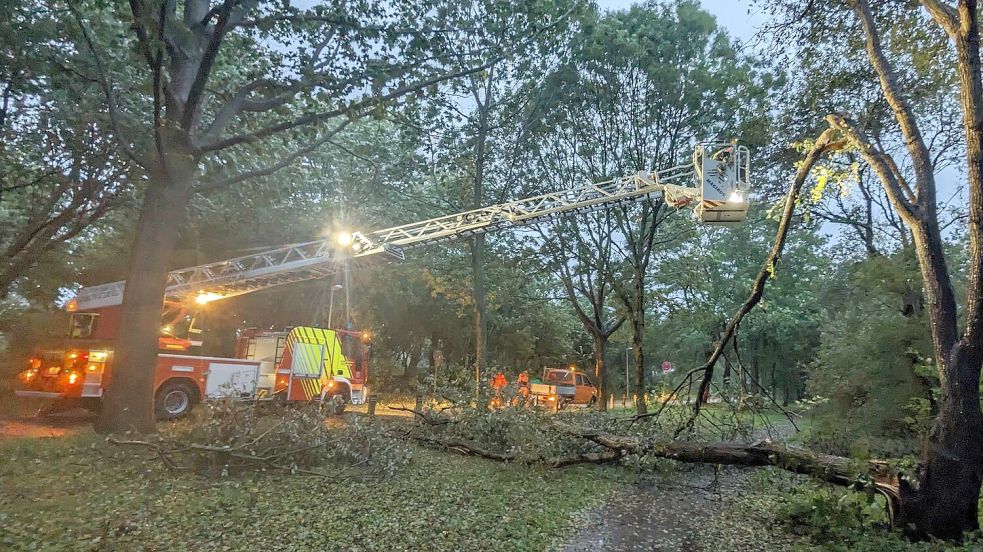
(391, 404), (905, 524)
(110, 401), (412, 479)
(115, 400), (908, 526)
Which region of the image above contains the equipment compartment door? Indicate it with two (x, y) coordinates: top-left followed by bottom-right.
(205, 362), (259, 398)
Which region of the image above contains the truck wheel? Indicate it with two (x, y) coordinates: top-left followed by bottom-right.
(588, 396), (597, 408)
(320, 384), (349, 416)
(155, 381), (198, 420)
(323, 394), (345, 415)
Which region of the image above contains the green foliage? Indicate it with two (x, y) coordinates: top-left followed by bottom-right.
(0, 427), (618, 551)
(744, 470), (983, 552)
(648, 205), (830, 405)
(803, 252), (933, 457)
(784, 487), (889, 540)
(782, 487), (983, 552)
(158, 401), (412, 478)
(0, 1), (138, 301)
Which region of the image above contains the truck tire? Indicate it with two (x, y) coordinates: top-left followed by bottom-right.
(330, 384), (350, 415)
(588, 396), (597, 408)
(155, 381), (199, 421)
(322, 394), (345, 415)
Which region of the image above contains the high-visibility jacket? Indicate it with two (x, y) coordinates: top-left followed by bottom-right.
(491, 372), (507, 389)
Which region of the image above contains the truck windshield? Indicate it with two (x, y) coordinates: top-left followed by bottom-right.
(544, 370), (573, 384)
(340, 334), (363, 370)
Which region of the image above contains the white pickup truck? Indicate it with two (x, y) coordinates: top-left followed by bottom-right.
(529, 368), (598, 410)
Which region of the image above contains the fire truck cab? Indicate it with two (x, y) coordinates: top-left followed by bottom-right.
(235, 326), (370, 406)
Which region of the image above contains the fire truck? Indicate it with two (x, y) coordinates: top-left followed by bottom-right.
(14, 142), (750, 419)
(16, 323), (372, 419)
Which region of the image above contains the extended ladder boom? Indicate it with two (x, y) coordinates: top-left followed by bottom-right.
(351, 162), (701, 255)
(73, 143), (749, 311)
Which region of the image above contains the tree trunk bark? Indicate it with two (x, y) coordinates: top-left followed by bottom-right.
(592, 334), (608, 412)
(750, 356), (761, 396)
(910, 223), (960, 369)
(633, 346), (646, 413)
(632, 283), (646, 414)
(419, 424), (901, 500)
(471, 234), (487, 391)
(888, 2), (983, 537)
(95, 163), (194, 434)
(469, 71), (494, 393)
(906, 348), (983, 537)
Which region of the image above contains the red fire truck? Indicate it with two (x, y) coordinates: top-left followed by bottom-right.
(15, 306), (371, 419)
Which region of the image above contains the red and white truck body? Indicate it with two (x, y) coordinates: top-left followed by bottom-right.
(15, 308), (370, 419)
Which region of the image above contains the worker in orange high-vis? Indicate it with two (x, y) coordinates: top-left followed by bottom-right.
(517, 371), (529, 394)
(489, 371), (508, 409)
(515, 371), (530, 406)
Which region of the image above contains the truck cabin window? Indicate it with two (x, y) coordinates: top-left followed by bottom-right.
(545, 370), (573, 384)
(340, 334), (363, 367)
(68, 313), (98, 338)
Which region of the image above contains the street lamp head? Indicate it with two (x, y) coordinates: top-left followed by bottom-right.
(332, 284), (344, 290)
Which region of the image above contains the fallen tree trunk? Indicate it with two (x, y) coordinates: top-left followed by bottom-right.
(402, 421), (903, 522)
(567, 426), (904, 525)
(408, 434), (626, 467)
(561, 425), (898, 491)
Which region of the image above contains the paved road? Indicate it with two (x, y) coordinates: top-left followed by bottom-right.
(559, 417), (810, 552)
(559, 465), (814, 552)
(0, 411), (93, 439)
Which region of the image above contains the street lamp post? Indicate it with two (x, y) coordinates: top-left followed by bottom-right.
(327, 284), (343, 328)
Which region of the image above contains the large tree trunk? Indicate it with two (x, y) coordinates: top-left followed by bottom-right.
(419, 423), (900, 500)
(632, 279), (646, 414)
(471, 234), (487, 392)
(902, 1), (983, 538)
(907, 349), (983, 537)
(469, 71), (493, 393)
(95, 171), (194, 434)
(95, 131), (197, 435)
(592, 334), (608, 412)
(910, 223), (960, 368)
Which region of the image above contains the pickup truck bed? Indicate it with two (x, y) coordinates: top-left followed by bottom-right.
(529, 382), (575, 397)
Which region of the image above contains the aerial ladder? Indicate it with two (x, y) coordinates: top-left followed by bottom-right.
(71, 142), (750, 311)
(18, 142), (749, 418)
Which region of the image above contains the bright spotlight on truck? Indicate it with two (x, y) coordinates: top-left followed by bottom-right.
(195, 292), (223, 304)
(336, 232), (354, 247)
(727, 191), (745, 203)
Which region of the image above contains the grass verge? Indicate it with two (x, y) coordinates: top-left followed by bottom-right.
(0, 426), (622, 551)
